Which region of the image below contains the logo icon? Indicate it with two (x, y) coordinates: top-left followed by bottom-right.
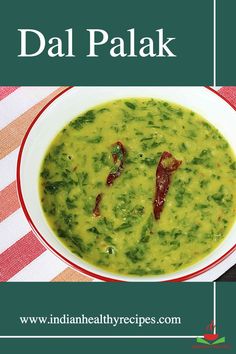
(196, 320), (225, 346)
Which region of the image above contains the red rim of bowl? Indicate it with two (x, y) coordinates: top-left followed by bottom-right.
(16, 86), (236, 282)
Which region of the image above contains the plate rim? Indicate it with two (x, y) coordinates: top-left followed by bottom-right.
(16, 86), (236, 282)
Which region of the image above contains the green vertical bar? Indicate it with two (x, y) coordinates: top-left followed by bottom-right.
(217, 0), (236, 85)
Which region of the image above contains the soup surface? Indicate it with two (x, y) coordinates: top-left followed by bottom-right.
(40, 98), (236, 276)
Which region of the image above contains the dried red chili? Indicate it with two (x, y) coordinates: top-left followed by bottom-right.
(93, 193), (103, 217)
(106, 141), (126, 186)
(153, 151), (182, 220)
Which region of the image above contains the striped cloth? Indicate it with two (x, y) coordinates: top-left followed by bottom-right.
(0, 87), (92, 282)
(0, 87), (235, 282)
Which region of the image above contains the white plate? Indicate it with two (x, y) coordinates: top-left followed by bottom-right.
(17, 87), (236, 282)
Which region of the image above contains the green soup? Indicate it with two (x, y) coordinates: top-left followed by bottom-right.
(39, 98), (236, 276)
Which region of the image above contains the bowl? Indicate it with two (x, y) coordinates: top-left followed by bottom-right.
(17, 86), (236, 281)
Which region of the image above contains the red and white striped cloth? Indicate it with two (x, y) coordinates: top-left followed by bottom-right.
(0, 87), (92, 282)
(0, 86), (235, 282)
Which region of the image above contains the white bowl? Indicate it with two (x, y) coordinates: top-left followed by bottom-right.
(17, 87), (236, 282)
